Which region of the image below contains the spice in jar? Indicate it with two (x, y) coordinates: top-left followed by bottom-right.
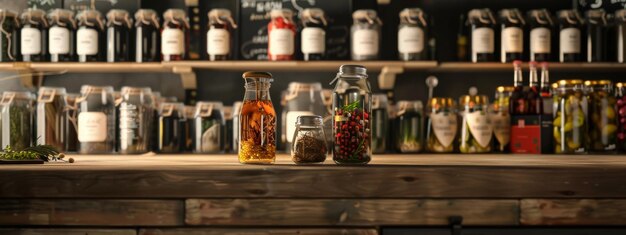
(616, 83), (626, 152)
(36, 87), (68, 152)
(527, 9), (553, 62)
(158, 102), (185, 153)
(468, 9), (496, 62)
(77, 86), (115, 154)
(194, 102), (225, 153)
(135, 9), (160, 62)
(499, 9), (525, 63)
(291, 115), (327, 164)
(491, 86), (513, 153)
(395, 101), (424, 153)
(557, 10), (583, 62)
(371, 94), (388, 153)
(1, 92), (34, 150)
(553, 80), (587, 154)
(207, 9), (237, 61)
(459, 89), (493, 153)
(106, 9), (132, 62)
(0, 10), (19, 62)
(300, 8), (327, 61)
(239, 72), (276, 164)
(585, 80), (617, 152)
(162, 9), (189, 62)
(426, 97), (457, 153)
(76, 9), (105, 62)
(351, 10), (382, 61)
(48, 9), (76, 62)
(20, 8), (48, 62)
(283, 82), (326, 152)
(398, 8), (428, 61)
(268, 9), (295, 61)
(118, 87), (154, 154)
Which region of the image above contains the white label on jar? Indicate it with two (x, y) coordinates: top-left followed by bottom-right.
(352, 29), (379, 56)
(207, 28), (230, 55)
(501, 27), (523, 54)
(301, 27), (325, 54)
(162, 28), (184, 55)
(465, 111), (493, 148)
(77, 28), (99, 56)
(286, 111), (314, 144)
(119, 103), (138, 146)
(531, 27), (551, 55)
(398, 26), (424, 54)
(560, 28), (580, 54)
(430, 112), (457, 148)
(269, 28), (294, 55)
(49, 26), (70, 54)
(472, 27), (494, 54)
(489, 113), (511, 146)
(21, 27), (41, 55)
(78, 112), (107, 142)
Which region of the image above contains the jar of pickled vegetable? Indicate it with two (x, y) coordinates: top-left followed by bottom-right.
(395, 100), (424, 153)
(371, 94), (388, 153)
(239, 72), (276, 164)
(194, 101), (225, 153)
(491, 86), (513, 153)
(48, 9), (76, 62)
(36, 87), (68, 152)
(268, 9), (295, 61)
(616, 82), (626, 152)
(20, 8), (48, 62)
(553, 80), (587, 154)
(459, 93), (493, 153)
(426, 97), (457, 153)
(1, 92), (34, 150)
(585, 80), (617, 152)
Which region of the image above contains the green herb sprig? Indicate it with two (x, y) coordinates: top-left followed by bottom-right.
(342, 100), (360, 113)
(0, 145), (67, 162)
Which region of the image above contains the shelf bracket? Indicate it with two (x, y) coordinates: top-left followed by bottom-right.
(378, 66), (403, 90)
(13, 62), (38, 88)
(172, 66), (197, 90)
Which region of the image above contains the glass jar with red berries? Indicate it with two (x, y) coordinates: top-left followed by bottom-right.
(615, 82), (626, 152)
(331, 65), (372, 164)
(268, 9), (295, 61)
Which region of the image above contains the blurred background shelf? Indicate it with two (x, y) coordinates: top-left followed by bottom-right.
(163, 60), (438, 72)
(435, 62), (626, 72)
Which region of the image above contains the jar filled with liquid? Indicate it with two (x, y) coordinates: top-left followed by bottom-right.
(76, 9), (105, 62)
(468, 9), (496, 62)
(20, 8), (48, 62)
(1, 92), (34, 150)
(232, 101), (242, 153)
(616, 82), (626, 152)
(48, 9), (76, 62)
(553, 80), (587, 154)
(459, 93), (493, 153)
(398, 8), (428, 61)
(351, 10), (381, 61)
(162, 9), (189, 61)
(106, 9), (132, 62)
(585, 80), (616, 153)
(395, 101), (424, 153)
(135, 9), (160, 62)
(0, 10), (19, 62)
(557, 10), (583, 62)
(491, 86), (513, 153)
(158, 102), (185, 153)
(36, 87), (67, 151)
(239, 72), (276, 164)
(118, 87), (154, 154)
(268, 9), (295, 61)
(426, 97), (457, 153)
(207, 9), (237, 61)
(300, 8), (327, 61)
(194, 101), (225, 153)
(77, 86), (115, 154)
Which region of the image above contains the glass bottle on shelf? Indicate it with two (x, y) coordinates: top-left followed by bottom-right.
(459, 88), (493, 153)
(283, 82), (326, 152)
(207, 9), (237, 61)
(0, 10), (19, 62)
(540, 62), (551, 98)
(371, 94), (388, 154)
(332, 65), (372, 164)
(527, 9), (553, 62)
(616, 82), (626, 152)
(510, 60), (527, 115)
(239, 72), (276, 164)
(300, 8), (327, 61)
(1, 92), (34, 150)
(76, 9), (105, 62)
(554, 80), (587, 154)
(491, 86), (513, 153)
(585, 9), (608, 62)
(36, 87), (68, 151)
(77, 85), (115, 154)
(457, 14), (468, 61)
(557, 10), (583, 62)
(585, 80), (616, 153)
(20, 8), (48, 62)
(118, 87), (154, 154)
(398, 8), (428, 61)
(268, 9), (295, 61)
(467, 9), (496, 63)
(158, 102), (185, 153)
(232, 101), (242, 153)
(48, 9), (76, 62)
(617, 10), (626, 63)
(162, 9), (189, 62)
(135, 9), (160, 62)
(395, 100), (424, 153)
(527, 61), (543, 114)
(106, 9), (132, 62)
(351, 10), (382, 61)
(292, 115), (327, 164)
(426, 97), (457, 153)
(183, 105), (195, 152)
(499, 9), (525, 63)
(194, 102), (225, 153)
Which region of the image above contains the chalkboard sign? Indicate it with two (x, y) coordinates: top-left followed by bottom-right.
(28, 0), (64, 10)
(64, 0), (140, 13)
(239, 0), (352, 60)
(577, 0), (626, 13)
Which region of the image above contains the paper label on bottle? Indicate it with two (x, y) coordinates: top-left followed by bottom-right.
(119, 103), (138, 145)
(162, 28), (184, 55)
(78, 112), (107, 142)
(21, 28), (41, 55)
(301, 27), (325, 54)
(489, 112), (511, 146)
(560, 28), (580, 54)
(531, 27), (551, 54)
(472, 27), (494, 54)
(501, 27), (523, 53)
(77, 28), (98, 55)
(286, 111), (314, 143)
(430, 112), (457, 148)
(207, 28), (230, 55)
(619, 25), (624, 62)
(269, 28), (294, 55)
(49, 26), (70, 54)
(465, 111), (493, 148)
(352, 29), (379, 56)
(398, 26), (424, 54)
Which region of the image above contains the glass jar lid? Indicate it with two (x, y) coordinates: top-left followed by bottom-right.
(468, 8), (495, 25)
(338, 64), (368, 77)
(121, 86), (152, 94)
(296, 115), (323, 126)
(459, 95), (489, 106)
(556, 79), (584, 92)
(527, 9), (553, 25)
(21, 8), (48, 26)
(76, 9), (104, 29)
(48, 9), (75, 27)
(428, 97), (455, 110)
(209, 8), (237, 28)
(584, 80), (612, 91)
(195, 101), (224, 117)
(372, 94), (388, 109)
(1, 91), (34, 101)
(396, 100), (423, 115)
(160, 102), (185, 117)
(80, 85), (114, 94)
(586, 9), (607, 25)
(300, 8), (326, 26)
(107, 9), (132, 28)
(135, 9), (160, 28)
(399, 8), (426, 26)
(557, 10), (583, 24)
(352, 9), (380, 24)
(163, 9), (189, 28)
(0, 9), (18, 19)
(616, 9), (626, 22)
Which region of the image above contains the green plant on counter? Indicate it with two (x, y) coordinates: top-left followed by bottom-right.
(0, 144), (70, 162)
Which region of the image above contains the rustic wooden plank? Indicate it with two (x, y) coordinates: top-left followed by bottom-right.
(521, 199), (626, 225)
(140, 228), (377, 235)
(185, 199), (519, 226)
(0, 229), (136, 235)
(0, 200), (183, 226)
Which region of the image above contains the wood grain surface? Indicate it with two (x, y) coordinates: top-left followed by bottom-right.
(185, 199), (519, 226)
(521, 199), (626, 225)
(140, 228), (378, 235)
(0, 229), (136, 235)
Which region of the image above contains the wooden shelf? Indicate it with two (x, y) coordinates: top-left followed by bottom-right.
(435, 62), (626, 72)
(163, 60), (438, 72)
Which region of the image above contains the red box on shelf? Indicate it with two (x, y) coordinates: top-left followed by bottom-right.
(510, 115), (553, 154)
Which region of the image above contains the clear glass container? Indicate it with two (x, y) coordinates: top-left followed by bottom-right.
(135, 9), (160, 62)
(48, 9), (76, 62)
(616, 82), (626, 152)
(283, 82), (326, 152)
(398, 8), (428, 61)
(239, 72), (276, 164)
(557, 10), (583, 62)
(585, 80), (616, 152)
(426, 97), (457, 153)
(300, 8), (327, 61)
(527, 9), (553, 62)
(291, 115), (327, 164)
(194, 101), (225, 153)
(617, 10), (626, 63)
(371, 94), (388, 153)
(118, 87), (154, 154)
(158, 102), (185, 153)
(395, 100), (424, 153)
(268, 9), (295, 61)
(65, 93), (79, 152)
(36, 87), (67, 151)
(459, 93), (493, 153)
(162, 9), (189, 61)
(332, 65), (372, 164)
(0, 10), (19, 62)
(585, 9), (608, 62)
(20, 8), (48, 62)
(106, 9), (132, 62)
(491, 86), (513, 153)
(207, 9), (237, 61)
(76, 9), (105, 62)
(1, 92), (34, 150)
(468, 9), (496, 62)
(499, 9), (525, 63)
(351, 10), (381, 61)
(232, 101), (242, 153)
(183, 105), (195, 152)
(553, 80), (587, 154)
(77, 85), (115, 154)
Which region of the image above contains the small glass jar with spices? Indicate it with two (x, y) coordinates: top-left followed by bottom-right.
(268, 9), (296, 61)
(0, 10), (19, 62)
(239, 72), (276, 164)
(76, 9), (105, 62)
(459, 91), (493, 153)
(398, 8), (428, 61)
(158, 102), (185, 153)
(162, 9), (189, 61)
(426, 97), (457, 153)
(134, 9), (160, 62)
(291, 115), (327, 164)
(491, 86), (514, 153)
(106, 9), (132, 62)
(77, 85), (115, 154)
(48, 9), (76, 62)
(1, 92), (34, 151)
(616, 82), (626, 152)
(283, 82), (326, 152)
(36, 87), (68, 152)
(194, 101), (225, 153)
(553, 80), (587, 154)
(371, 94), (389, 154)
(118, 87), (154, 154)
(585, 80), (617, 153)
(207, 9), (237, 61)
(20, 8), (48, 62)
(300, 8), (327, 61)
(351, 10), (381, 61)
(395, 100), (424, 153)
